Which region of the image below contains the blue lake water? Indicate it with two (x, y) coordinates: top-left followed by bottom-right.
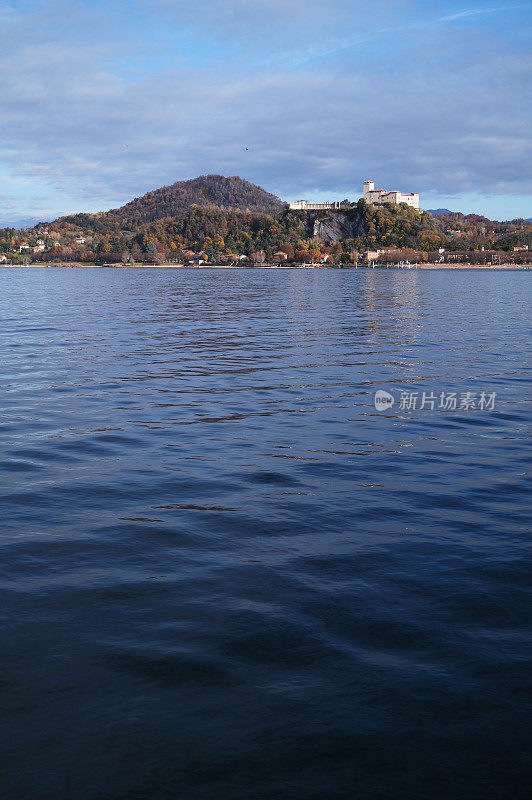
(1, 267), (531, 799)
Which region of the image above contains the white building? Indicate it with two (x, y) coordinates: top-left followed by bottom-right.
(289, 200), (350, 211)
(363, 180), (419, 210)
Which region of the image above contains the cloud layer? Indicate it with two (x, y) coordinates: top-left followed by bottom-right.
(1, 0), (530, 219)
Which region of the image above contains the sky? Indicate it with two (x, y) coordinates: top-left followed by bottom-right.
(0, 0), (531, 225)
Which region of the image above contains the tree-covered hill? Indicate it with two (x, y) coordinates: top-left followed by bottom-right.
(428, 210), (532, 250)
(103, 174), (286, 224)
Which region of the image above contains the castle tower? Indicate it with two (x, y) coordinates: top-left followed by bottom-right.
(363, 180), (374, 200)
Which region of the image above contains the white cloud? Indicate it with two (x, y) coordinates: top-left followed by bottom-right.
(439, 6), (518, 23)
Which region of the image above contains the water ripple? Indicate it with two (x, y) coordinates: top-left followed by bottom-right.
(1, 267), (530, 800)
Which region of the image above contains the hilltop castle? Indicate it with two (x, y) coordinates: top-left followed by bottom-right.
(363, 180), (419, 209)
(289, 181), (420, 211)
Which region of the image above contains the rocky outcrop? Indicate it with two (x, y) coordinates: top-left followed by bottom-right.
(306, 210), (367, 244)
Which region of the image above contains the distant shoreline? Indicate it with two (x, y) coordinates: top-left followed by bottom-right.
(1, 262), (527, 270)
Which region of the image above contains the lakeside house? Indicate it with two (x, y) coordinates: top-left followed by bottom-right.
(379, 246), (400, 256)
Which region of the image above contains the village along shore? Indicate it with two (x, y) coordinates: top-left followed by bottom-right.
(1, 261), (527, 270)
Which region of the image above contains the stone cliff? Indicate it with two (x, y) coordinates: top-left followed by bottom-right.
(304, 210), (368, 244)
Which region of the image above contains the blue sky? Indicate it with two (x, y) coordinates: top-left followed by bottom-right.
(0, 0), (531, 224)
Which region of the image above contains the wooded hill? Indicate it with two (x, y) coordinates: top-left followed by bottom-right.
(98, 174), (284, 224)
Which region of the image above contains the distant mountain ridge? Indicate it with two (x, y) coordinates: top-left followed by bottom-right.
(103, 175), (285, 224)
(0, 214), (58, 229)
(426, 208), (453, 214)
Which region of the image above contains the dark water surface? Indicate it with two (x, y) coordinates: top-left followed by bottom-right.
(1, 267), (530, 800)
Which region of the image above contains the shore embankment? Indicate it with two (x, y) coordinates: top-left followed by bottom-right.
(1, 262), (528, 270)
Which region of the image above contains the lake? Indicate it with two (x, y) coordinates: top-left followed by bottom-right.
(1, 267), (530, 799)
